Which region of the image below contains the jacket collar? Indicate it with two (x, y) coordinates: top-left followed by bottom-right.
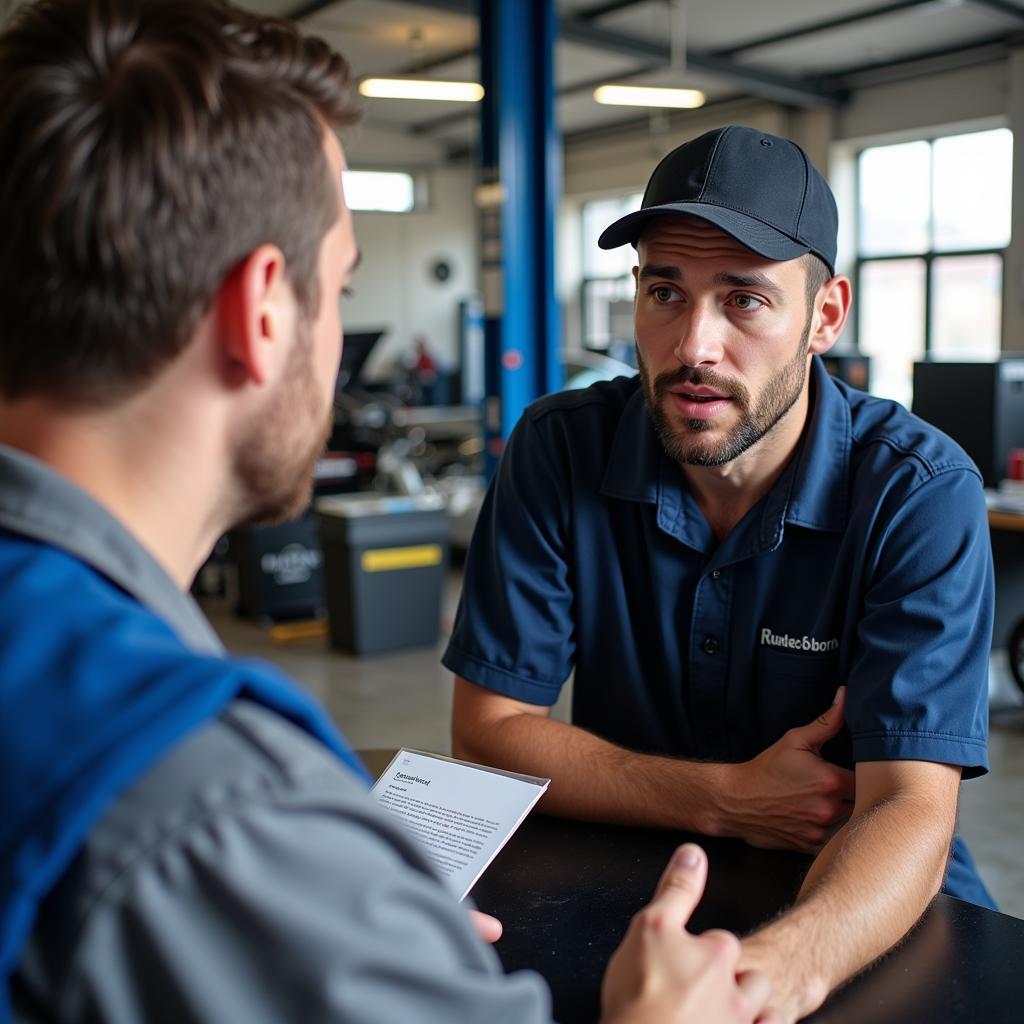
(0, 445), (223, 654)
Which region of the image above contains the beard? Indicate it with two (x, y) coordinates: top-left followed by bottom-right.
(234, 317), (334, 526)
(638, 320), (812, 468)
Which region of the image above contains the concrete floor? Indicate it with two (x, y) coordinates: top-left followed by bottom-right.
(203, 572), (1024, 920)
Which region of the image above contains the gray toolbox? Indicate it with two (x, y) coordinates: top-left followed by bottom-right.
(316, 493), (450, 655)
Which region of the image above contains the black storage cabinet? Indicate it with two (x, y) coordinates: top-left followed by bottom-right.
(232, 512), (324, 622)
(316, 494), (450, 655)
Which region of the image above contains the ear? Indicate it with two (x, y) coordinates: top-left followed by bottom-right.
(216, 245), (291, 387)
(807, 274), (852, 357)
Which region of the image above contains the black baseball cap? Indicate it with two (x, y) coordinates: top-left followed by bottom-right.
(597, 125), (838, 274)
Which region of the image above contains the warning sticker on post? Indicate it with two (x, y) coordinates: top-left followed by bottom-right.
(371, 749), (549, 900)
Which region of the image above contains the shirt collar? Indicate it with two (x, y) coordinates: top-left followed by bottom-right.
(0, 445), (224, 654)
(600, 381), (662, 504)
(782, 355), (850, 533)
(598, 356), (849, 538)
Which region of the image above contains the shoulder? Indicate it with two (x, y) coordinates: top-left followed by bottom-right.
(524, 374), (640, 431)
(506, 375), (641, 476)
(838, 381), (982, 485)
(18, 703), (554, 1023)
(0, 530), (168, 644)
(59, 701), (404, 910)
(17, 702), (506, 1020)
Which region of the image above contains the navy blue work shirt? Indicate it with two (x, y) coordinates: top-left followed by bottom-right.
(443, 356), (994, 906)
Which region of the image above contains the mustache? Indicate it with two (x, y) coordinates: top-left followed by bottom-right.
(650, 366), (749, 405)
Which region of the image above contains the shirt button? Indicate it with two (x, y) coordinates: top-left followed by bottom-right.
(710, 569), (721, 580)
(701, 636), (719, 655)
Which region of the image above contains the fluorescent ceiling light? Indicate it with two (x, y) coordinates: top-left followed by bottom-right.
(593, 84), (706, 109)
(359, 78), (484, 102)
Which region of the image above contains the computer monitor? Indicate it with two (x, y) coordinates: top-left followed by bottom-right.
(336, 329), (385, 392)
(912, 359), (1024, 487)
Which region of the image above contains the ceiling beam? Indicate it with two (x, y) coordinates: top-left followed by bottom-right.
(715, 0), (1024, 59)
(969, 0), (1024, 23)
(713, 1), (942, 58)
(572, 0), (652, 16)
(559, 17), (842, 107)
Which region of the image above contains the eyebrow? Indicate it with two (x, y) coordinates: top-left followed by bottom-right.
(713, 271), (784, 298)
(637, 263), (681, 282)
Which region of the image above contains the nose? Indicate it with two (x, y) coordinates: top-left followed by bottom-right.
(673, 302), (725, 369)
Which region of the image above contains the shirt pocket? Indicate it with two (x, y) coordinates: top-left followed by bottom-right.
(755, 646), (841, 749)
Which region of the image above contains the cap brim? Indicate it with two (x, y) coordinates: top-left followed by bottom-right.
(597, 203), (811, 265)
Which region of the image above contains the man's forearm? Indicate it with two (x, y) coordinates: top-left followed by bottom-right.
(453, 680), (855, 852)
(454, 710), (728, 833)
(741, 791), (953, 1021)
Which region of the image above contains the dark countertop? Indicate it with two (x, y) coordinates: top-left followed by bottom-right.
(471, 813), (1024, 1024)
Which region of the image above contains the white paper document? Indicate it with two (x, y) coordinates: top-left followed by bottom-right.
(371, 749), (549, 900)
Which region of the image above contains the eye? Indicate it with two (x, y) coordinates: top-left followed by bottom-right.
(651, 285), (679, 303)
(732, 293), (765, 312)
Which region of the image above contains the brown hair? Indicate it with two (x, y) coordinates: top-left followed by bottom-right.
(803, 253), (833, 313)
(0, 0), (359, 405)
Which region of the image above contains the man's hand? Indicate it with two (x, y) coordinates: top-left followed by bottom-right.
(716, 688), (855, 853)
(601, 844), (779, 1024)
(468, 909), (503, 943)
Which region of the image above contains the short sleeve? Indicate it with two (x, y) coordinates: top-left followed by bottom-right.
(846, 468), (993, 777)
(443, 414), (575, 705)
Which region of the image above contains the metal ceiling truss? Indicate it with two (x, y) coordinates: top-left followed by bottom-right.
(557, 17), (841, 107)
(289, 0), (1024, 143)
(290, 0), (843, 108)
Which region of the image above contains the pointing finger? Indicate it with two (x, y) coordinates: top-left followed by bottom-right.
(648, 843), (709, 929)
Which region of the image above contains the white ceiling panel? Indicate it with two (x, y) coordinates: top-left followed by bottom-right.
(733, 3), (1024, 76)
(590, 0), (891, 51)
(556, 38), (655, 88)
(303, 0), (476, 78)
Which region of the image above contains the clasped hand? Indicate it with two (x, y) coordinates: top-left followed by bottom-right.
(720, 687), (855, 853)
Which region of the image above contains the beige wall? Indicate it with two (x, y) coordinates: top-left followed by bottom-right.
(340, 155), (477, 379)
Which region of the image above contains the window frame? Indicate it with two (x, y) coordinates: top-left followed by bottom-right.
(579, 193), (643, 353)
(853, 128), (1010, 364)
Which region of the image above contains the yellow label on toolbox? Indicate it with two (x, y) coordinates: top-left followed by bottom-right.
(361, 544), (443, 572)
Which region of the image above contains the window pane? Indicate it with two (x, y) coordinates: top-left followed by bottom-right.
(583, 194), (643, 277)
(859, 259), (926, 407)
(858, 141), (930, 256)
(583, 276), (634, 349)
(343, 170), (415, 212)
(930, 254), (1002, 360)
(933, 129), (1012, 251)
